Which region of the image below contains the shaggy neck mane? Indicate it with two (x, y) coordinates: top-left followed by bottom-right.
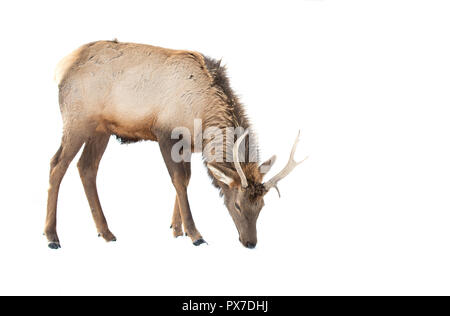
(201, 55), (262, 189)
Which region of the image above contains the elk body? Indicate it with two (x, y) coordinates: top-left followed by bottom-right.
(46, 40), (305, 249)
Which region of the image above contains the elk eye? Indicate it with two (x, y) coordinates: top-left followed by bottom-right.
(235, 203), (241, 212)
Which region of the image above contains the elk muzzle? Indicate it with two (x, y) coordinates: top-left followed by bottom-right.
(237, 221), (258, 249)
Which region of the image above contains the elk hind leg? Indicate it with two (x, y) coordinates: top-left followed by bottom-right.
(77, 133), (116, 242)
(45, 133), (84, 249)
(170, 196), (184, 238)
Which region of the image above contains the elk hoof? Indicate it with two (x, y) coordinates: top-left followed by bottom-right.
(48, 242), (61, 249)
(193, 238), (206, 246)
(170, 224), (183, 238)
(173, 230), (183, 238)
(99, 231), (117, 242)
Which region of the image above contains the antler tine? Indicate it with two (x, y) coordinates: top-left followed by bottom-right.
(264, 130), (308, 197)
(233, 129), (249, 188)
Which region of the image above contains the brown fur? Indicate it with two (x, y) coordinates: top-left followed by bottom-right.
(100, 115), (158, 143)
(46, 40), (273, 249)
(201, 55), (262, 191)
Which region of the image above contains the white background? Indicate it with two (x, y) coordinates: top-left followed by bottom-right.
(0, 0), (449, 295)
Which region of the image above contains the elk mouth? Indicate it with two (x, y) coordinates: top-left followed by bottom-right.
(246, 242), (256, 249)
(238, 235), (257, 249)
(239, 237), (256, 249)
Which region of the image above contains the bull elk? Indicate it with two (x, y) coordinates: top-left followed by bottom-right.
(45, 40), (306, 249)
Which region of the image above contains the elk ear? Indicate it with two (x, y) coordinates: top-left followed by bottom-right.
(259, 155), (277, 175)
(207, 164), (235, 186)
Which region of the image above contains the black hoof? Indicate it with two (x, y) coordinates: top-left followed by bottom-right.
(170, 224), (173, 229)
(48, 242), (61, 249)
(193, 238), (206, 246)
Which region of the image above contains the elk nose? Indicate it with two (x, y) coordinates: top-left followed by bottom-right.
(246, 242), (256, 249)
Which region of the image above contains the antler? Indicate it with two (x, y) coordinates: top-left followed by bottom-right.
(233, 130), (249, 188)
(264, 130), (308, 197)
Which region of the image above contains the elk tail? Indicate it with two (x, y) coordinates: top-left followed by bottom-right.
(54, 45), (84, 85)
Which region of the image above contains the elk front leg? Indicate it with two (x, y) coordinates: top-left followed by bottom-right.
(173, 181), (205, 245)
(158, 138), (205, 246)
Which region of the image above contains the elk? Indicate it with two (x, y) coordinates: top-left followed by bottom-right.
(46, 40), (306, 249)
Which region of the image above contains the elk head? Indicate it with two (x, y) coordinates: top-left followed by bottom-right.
(207, 130), (307, 248)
